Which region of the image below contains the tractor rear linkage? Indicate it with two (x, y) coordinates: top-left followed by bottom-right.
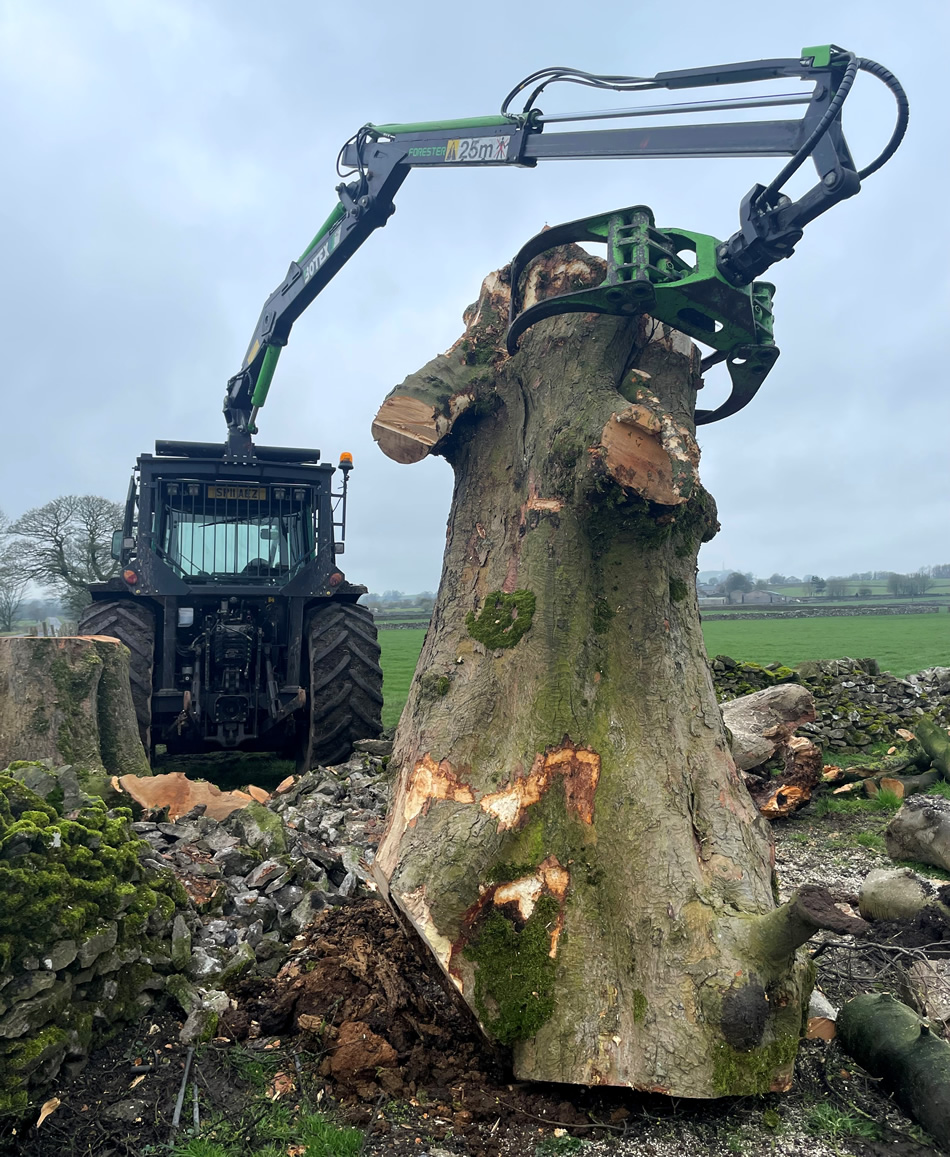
(224, 44), (907, 444)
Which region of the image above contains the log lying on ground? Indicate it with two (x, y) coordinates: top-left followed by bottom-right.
(838, 993), (950, 1150)
(721, 684), (817, 773)
(886, 796), (950, 873)
(0, 636), (150, 776)
(370, 247), (847, 1097)
(862, 770), (940, 799)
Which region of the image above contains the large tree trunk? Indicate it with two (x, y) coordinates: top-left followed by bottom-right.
(0, 636), (150, 777)
(370, 252), (819, 1098)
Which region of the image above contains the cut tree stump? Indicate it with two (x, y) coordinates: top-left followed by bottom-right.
(369, 249), (847, 1098)
(0, 636), (150, 777)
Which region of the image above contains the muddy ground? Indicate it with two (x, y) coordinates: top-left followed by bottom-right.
(2, 792), (946, 1156)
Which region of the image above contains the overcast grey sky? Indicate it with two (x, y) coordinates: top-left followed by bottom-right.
(2, 0), (946, 591)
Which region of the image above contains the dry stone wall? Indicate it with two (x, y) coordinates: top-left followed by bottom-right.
(712, 657), (950, 752)
(0, 745), (392, 1116)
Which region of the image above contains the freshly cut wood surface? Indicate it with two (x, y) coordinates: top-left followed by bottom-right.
(116, 770), (253, 821)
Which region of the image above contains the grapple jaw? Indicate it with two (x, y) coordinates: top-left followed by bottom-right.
(506, 205), (780, 425)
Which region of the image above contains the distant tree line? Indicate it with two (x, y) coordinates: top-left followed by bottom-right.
(364, 590), (436, 614)
(701, 566), (945, 602)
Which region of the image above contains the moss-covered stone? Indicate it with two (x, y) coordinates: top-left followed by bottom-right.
(464, 895), (559, 1045)
(226, 802), (288, 856)
(467, 590), (536, 650)
(0, 778), (181, 972)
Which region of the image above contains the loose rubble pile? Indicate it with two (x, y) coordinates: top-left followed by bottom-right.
(712, 656), (950, 752)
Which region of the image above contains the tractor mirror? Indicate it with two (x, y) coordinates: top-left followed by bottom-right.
(111, 530), (123, 561)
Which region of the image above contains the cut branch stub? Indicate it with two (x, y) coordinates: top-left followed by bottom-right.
(372, 269), (512, 464)
(599, 381), (700, 506)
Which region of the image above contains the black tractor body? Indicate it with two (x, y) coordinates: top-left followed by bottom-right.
(81, 439), (382, 767)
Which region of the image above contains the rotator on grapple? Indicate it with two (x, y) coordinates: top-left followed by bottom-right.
(84, 44), (906, 768)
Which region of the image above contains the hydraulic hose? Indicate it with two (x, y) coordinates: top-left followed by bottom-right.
(754, 53), (858, 207)
(755, 53), (909, 206)
(855, 57), (910, 179)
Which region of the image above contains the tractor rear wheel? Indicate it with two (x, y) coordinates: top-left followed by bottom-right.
(77, 598), (156, 755)
(300, 602), (384, 769)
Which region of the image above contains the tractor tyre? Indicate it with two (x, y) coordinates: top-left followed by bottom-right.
(77, 598), (156, 756)
(301, 602), (384, 769)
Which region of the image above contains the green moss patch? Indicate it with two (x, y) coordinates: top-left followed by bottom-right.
(464, 895), (559, 1045)
(467, 590), (536, 650)
(0, 777), (179, 969)
(712, 1034), (798, 1096)
(669, 578), (689, 603)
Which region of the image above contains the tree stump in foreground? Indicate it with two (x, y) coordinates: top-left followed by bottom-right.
(370, 251), (840, 1098)
(0, 636), (150, 776)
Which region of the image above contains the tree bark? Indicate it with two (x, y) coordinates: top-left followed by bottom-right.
(369, 251), (819, 1097)
(0, 636), (150, 777)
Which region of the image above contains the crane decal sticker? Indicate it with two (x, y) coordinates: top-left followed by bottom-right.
(445, 136), (511, 163)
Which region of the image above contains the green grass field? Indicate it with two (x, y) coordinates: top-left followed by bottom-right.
(378, 614), (950, 729)
(702, 612), (949, 677)
(379, 629), (428, 728)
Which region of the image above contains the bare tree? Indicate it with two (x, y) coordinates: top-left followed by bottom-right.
(826, 576), (850, 598)
(11, 495), (122, 617)
(368, 252), (842, 1097)
(0, 511), (30, 632)
(909, 570), (934, 597)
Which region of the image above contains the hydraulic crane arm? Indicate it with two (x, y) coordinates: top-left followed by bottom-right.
(224, 45), (907, 446)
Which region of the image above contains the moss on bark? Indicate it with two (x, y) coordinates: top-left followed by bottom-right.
(464, 895), (560, 1045)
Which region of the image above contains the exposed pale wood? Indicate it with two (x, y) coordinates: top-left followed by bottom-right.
(116, 770), (253, 821)
(805, 1017), (836, 1041)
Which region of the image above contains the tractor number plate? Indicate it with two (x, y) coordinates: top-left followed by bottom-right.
(207, 485), (267, 500)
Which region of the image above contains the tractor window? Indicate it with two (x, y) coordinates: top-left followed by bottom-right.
(157, 481), (315, 580)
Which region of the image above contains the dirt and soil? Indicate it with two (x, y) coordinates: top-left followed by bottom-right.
(4, 796), (947, 1157)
